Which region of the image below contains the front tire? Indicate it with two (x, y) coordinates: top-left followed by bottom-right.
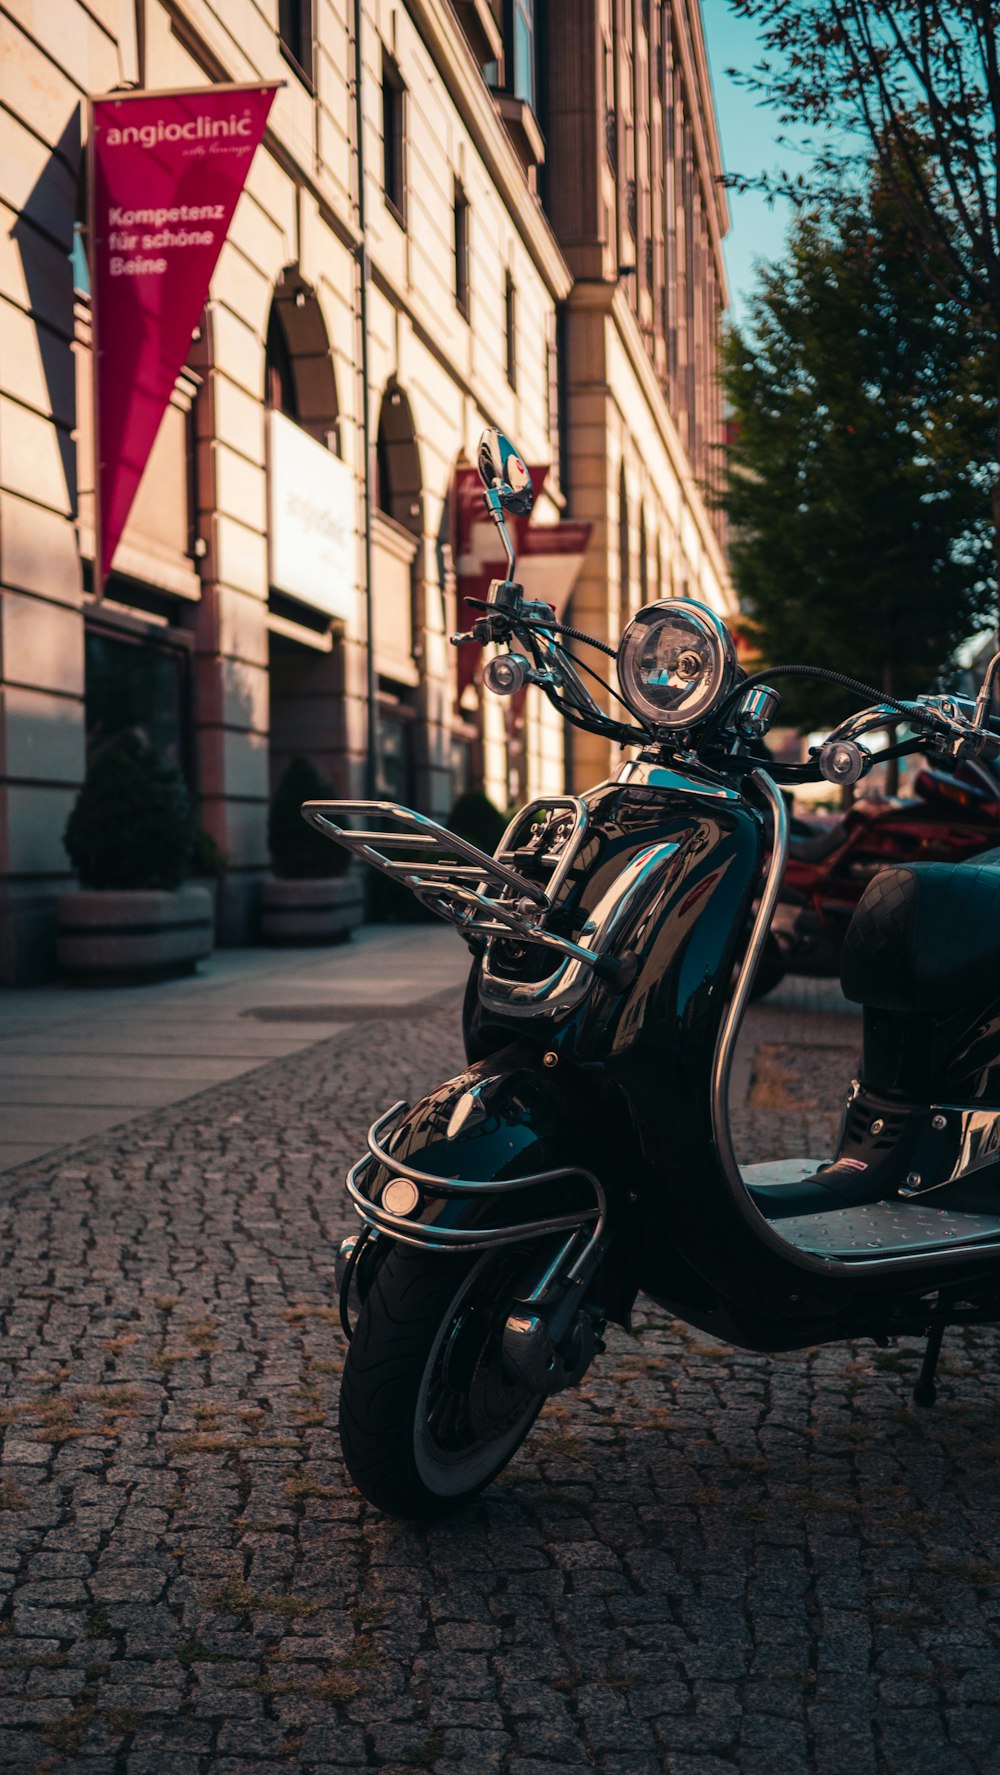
(339, 1245), (545, 1519)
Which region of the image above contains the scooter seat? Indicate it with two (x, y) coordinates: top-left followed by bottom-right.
(840, 849), (1000, 1014)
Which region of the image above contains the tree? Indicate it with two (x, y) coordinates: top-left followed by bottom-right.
(723, 165), (995, 735)
(726, 0), (1000, 590)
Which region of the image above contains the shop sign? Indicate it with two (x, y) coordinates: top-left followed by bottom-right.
(90, 81), (278, 587)
(268, 410), (357, 623)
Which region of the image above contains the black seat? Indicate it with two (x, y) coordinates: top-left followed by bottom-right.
(840, 847), (1000, 1014)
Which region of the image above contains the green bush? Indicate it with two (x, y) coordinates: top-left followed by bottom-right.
(190, 829), (228, 880)
(64, 731), (194, 891)
(447, 789), (508, 855)
(269, 757), (348, 879)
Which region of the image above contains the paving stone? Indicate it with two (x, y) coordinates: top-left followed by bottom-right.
(1, 983), (999, 1772)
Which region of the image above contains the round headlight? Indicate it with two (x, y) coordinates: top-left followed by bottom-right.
(617, 600), (737, 729)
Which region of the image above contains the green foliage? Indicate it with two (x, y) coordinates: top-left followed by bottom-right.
(723, 164), (997, 729)
(447, 789), (507, 854)
(64, 731), (194, 891)
(726, 3), (1000, 338)
(268, 757), (347, 879)
(189, 830), (228, 880)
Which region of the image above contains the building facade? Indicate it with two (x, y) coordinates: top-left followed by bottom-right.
(0, 0), (730, 983)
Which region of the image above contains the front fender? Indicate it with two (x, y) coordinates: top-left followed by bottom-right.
(346, 1042), (642, 1320)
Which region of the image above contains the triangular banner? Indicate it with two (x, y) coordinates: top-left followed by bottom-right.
(90, 82), (278, 587)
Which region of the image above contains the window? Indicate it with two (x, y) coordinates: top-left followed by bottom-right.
(71, 221), (90, 296)
(278, 0), (315, 91)
(383, 52), (406, 225)
(265, 306), (297, 418)
(84, 625), (191, 781)
(505, 272), (517, 389)
(486, 0), (537, 110)
(510, 0), (536, 108)
(454, 182), (471, 319)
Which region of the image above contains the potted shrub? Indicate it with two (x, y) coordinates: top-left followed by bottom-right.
(261, 756), (364, 944)
(189, 828), (229, 942)
(448, 789), (508, 853)
(59, 731), (213, 979)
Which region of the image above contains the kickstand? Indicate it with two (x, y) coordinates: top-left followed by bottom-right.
(913, 1322), (946, 1408)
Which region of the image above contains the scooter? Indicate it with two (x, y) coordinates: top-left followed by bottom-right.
(304, 430), (1000, 1520)
(756, 756), (1000, 998)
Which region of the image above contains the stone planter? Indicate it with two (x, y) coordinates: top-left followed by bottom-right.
(260, 876), (364, 945)
(56, 885), (214, 981)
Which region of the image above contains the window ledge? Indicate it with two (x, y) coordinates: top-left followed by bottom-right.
(493, 95), (545, 170)
(453, 0), (504, 65)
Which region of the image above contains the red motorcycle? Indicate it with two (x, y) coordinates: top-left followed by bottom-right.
(756, 754), (1000, 997)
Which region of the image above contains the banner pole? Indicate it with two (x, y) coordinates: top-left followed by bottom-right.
(354, 0), (378, 799)
(86, 95), (104, 599)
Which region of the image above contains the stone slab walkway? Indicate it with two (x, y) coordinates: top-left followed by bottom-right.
(1, 973), (999, 1775)
(0, 927), (469, 1173)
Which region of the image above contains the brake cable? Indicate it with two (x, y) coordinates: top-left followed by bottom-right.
(463, 597), (619, 660)
(703, 663), (938, 745)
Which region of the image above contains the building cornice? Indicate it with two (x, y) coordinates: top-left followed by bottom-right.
(402, 0), (572, 300)
(570, 279), (731, 602)
(159, 0), (570, 298)
(674, 0), (730, 305)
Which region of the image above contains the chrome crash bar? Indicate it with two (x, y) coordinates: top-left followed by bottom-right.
(346, 1100), (606, 1272)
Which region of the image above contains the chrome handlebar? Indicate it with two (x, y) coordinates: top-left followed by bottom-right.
(818, 670), (1000, 785)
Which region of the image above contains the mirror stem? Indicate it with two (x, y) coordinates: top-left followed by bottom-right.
(485, 486), (517, 581)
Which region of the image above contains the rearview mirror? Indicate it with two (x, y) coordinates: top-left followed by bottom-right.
(477, 428), (534, 516)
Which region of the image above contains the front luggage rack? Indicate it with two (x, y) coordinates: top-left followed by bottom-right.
(301, 798), (603, 971)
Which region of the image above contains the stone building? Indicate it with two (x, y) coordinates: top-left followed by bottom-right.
(0, 0), (730, 982)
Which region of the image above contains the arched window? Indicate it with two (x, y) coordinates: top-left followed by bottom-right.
(266, 304), (297, 418)
(263, 270), (339, 452)
(375, 383), (422, 535)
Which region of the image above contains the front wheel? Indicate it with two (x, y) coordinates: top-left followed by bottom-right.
(339, 1245), (546, 1518)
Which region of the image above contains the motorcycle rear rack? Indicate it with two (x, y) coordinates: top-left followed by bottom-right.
(346, 1100), (606, 1263)
(301, 797), (601, 969)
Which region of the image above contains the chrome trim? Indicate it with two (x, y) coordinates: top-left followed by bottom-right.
(302, 799), (547, 904)
(824, 702), (911, 748)
(710, 769), (789, 1180)
(974, 652), (1000, 728)
(345, 1102), (606, 1276)
(494, 796), (589, 907)
(305, 797), (611, 977)
(616, 599), (737, 729)
(479, 839), (680, 1017)
(614, 758), (744, 801)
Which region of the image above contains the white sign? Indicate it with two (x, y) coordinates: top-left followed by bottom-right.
(268, 408), (356, 622)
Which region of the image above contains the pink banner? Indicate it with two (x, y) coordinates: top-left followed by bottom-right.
(90, 83), (277, 586)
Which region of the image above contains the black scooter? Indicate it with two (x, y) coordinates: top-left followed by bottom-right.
(305, 431), (1000, 1519)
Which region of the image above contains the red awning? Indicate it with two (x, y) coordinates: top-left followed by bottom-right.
(453, 463), (591, 705)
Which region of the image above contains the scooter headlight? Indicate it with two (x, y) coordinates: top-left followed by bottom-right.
(617, 600), (738, 729)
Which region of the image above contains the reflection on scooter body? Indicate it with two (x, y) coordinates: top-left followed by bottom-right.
(305, 430), (1000, 1519)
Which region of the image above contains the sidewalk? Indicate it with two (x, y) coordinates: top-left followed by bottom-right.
(0, 925), (469, 1173)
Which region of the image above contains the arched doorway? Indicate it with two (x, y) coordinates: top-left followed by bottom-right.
(372, 382), (426, 808)
(263, 270), (349, 799)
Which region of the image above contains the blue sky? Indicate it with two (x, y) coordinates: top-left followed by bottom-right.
(701, 0), (796, 328)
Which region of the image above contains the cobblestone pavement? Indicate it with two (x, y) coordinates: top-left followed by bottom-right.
(3, 982), (1000, 1775)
